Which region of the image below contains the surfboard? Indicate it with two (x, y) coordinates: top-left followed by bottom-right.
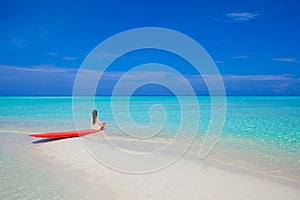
(29, 129), (101, 139)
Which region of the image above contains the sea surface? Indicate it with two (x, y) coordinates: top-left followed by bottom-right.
(1, 96), (300, 197)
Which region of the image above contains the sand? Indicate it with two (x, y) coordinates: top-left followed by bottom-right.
(26, 133), (300, 200)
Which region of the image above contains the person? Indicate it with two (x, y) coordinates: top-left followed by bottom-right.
(91, 110), (106, 130)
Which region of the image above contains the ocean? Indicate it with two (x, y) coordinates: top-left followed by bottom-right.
(0, 96), (300, 195)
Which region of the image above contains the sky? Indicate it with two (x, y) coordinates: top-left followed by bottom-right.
(0, 0), (299, 95)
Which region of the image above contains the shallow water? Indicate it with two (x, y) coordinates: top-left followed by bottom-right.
(0, 133), (77, 200)
(0, 96), (299, 181)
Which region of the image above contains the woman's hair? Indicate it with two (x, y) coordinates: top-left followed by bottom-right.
(92, 110), (97, 125)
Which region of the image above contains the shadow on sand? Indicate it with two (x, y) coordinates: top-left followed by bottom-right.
(32, 137), (76, 144)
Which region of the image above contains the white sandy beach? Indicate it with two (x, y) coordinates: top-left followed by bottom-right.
(29, 134), (300, 200)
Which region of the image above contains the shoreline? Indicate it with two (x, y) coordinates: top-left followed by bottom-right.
(0, 132), (82, 199)
(1, 132), (300, 199)
(30, 133), (300, 199)
(3, 131), (300, 182)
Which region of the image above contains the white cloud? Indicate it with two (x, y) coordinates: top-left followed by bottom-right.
(91, 52), (119, 60)
(62, 56), (77, 61)
(81, 70), (297, 84)
(231, 56), (248, 59)
(46, 52), (58, 57)
(1, 64), (299, 95)
(226, 12), (261, 21)
(0, 64), (75, 73)
(221, 74), (300, 94)
(215, 61), (223, 65)
(46, 53), (77, 60)
(221, 74), (295, 81)
(10, 37), (26, 48)
(271, 57), (298, 63)
(3, 64), (294, 84)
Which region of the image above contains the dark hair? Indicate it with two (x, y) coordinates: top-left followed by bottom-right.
(92, 110), (97, 125)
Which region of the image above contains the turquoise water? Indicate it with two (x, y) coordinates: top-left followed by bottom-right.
(219, 96), (300, 154)
(0, 96), (300, 181)
(0, 133), (83, 199)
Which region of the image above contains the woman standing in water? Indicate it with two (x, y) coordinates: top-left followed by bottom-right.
(91, 110), (106, 130)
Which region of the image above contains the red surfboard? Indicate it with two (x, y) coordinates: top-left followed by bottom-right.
(29, 129), (101, 139)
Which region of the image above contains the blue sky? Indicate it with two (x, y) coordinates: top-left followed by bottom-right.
(0, 0), (299, 95)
